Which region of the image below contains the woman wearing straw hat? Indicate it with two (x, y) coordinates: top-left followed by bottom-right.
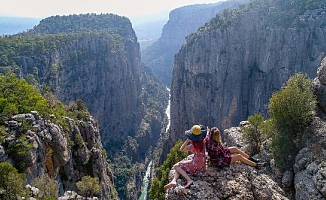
(164, 125), (207, 190)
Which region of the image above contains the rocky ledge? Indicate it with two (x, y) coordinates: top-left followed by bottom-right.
(165, 162), (287, 200)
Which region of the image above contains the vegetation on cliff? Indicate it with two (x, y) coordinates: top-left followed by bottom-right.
(242, 73), (316, 171)
(187, 0), (326, 43)
(1, 12), (168, 199)
(265, 73), (316, 170)
(0, 31), (125, 81)
(0, 73), (116, 199)
(24, 13), (134, 38)
(0, 73), (67, 125)
(149, 140), (188, 200)
(156, 73), (317, 199)
(0, 162), (27, 199)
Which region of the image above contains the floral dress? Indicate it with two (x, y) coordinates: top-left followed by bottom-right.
(204, 136), (232, 167)
(177, 143), (206, 176)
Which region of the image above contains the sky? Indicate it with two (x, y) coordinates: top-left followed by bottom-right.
(0, 0), (223, 19)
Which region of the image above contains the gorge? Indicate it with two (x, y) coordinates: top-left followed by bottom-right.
(1, 0), (326, 199)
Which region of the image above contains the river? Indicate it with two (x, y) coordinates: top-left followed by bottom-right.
(138, 87), (170, 200)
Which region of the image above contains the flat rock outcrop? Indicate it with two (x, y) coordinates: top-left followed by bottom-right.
(165, 163), (287, 200)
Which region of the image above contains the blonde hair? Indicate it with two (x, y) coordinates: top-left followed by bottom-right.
(210, 127), (222, 143)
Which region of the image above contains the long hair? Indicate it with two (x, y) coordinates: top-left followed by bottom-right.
(210, 127), (222, 144)
(191, 140), (205, 152)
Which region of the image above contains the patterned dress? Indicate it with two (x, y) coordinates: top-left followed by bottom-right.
(177, 143), (206, 176)
(204, 136), (232, 167)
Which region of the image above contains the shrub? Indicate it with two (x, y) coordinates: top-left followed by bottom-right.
(270, 133), (296, 169)
(32, 174), (59, 199)
(0, 162), (27, 199)
(73, 133), (85, 149)
(5, 135), (34, 172)
(267, 73), (316, 170)
(0, 73), (48, 122)
(242, 113), (264, 155)
(0, 126), (8, 144)
(149, 140), (188, 200)
(269, 73), (316, 139)
(76, 176), (101, 198)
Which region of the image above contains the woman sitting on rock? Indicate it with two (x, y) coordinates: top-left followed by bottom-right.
(204, 127), (266, 169)
(164, 125), (207, 190)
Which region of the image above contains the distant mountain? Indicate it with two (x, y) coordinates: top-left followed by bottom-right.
(130, 12), (168, 50)
(134, 20), (166, 50)
(142, 0), (249, 86)
(0, 16), (40, 35)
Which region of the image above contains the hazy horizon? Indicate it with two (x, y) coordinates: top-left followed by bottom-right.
(0, 0), (224, 19)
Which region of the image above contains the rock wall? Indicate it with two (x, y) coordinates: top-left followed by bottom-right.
(164, 56), (326, 200)
(170, 1), (326, 143)
(13, 14), (145, 161)
(1, 13), (169, 199)
(0, 111), (117, 199)
(142, 0), (248, 86)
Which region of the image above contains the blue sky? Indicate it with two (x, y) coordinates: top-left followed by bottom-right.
(0, 0), (223, 18)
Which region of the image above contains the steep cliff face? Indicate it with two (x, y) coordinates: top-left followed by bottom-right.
(170, 0), (326, 142)
(0, 111), (117, 199)
(142, 0), (249, 86)
(3, 14), (144, 161)
(0, 13), (169, 199)
(51, 35), (142, 156)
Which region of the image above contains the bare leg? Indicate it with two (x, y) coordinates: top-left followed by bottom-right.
(174, 166), (193, 188)
(229, 147), (249, 159)
(164, 165), (180, 190)
(231, 154), (256, 167)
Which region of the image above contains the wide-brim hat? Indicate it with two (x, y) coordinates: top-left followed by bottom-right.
(185, 125), (206, 142)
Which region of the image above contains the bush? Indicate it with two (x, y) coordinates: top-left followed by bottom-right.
(242, 114), (264, 155)
(32, 174), (59, 199)
(5, 135), (34, 172)
(0, 73), (48, 122)
(73, 133), (85, 149)
(110, 156), (132, 198)
(266, 73), (316, 170)
(269, 73), (316, 139)
(270, 133), (297, 169)
(76, 176), (101, 198)
(149, 140), (188, 200)
(0, 162), (27, 199)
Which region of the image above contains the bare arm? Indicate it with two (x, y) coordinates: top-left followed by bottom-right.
(180, 138), (191, 152)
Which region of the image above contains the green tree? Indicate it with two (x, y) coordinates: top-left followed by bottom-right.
(242, 114), (264, 155)
(32, 174), (59, 199)
(269, 73), (316, 141)
(266, 73), (316, 170)
(0, 162), (27, 199)
(0, 73), (48, 121)
(76, 176), (101, 198)
(5, 134), (34, 172)
(149, 140), (188, 200)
